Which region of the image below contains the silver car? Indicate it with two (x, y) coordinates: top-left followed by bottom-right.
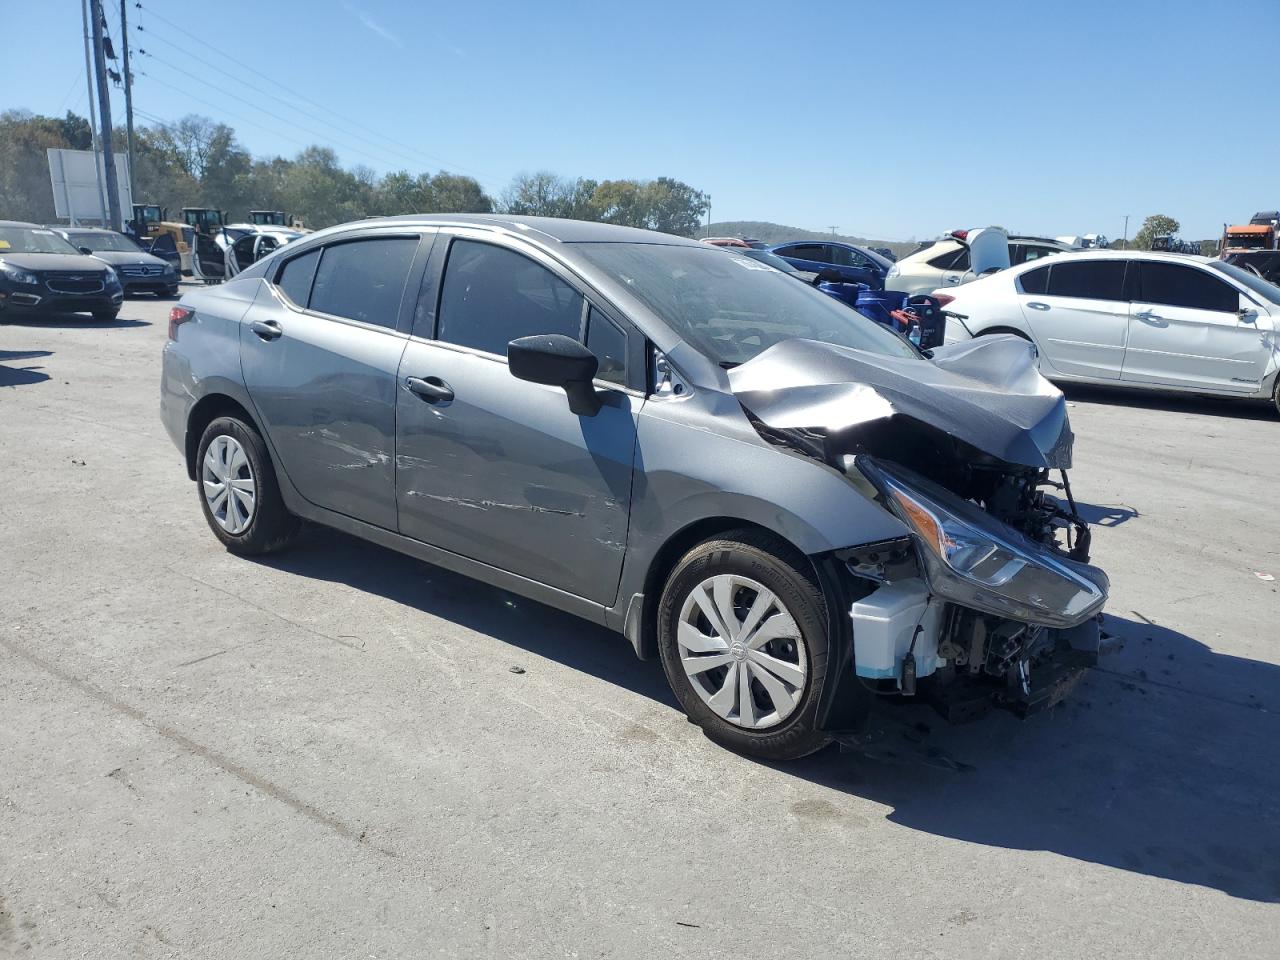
(941, 250), (1280, 414)
(161, 215), (1110, 760)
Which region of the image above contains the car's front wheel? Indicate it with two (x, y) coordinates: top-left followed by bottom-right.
(195, 416), (299, 555)
(92, 309), (119, 323)
(657, 530), (831, 760)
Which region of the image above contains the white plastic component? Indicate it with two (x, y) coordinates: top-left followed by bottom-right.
(850, 579), (945, 684)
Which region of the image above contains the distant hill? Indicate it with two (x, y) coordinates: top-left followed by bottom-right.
(699, 221), (917, 259)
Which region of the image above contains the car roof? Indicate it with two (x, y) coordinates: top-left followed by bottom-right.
(0, 220), (42, 228)
(359, 214), (704, 246)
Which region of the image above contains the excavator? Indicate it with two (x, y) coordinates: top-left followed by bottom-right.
(129, 203), (193, 274)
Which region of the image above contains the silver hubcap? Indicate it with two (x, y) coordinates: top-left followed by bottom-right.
(202, 435), (256, 535)
(677, 574), (807, 730)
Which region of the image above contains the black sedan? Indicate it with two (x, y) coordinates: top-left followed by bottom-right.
(0, 221), (124, 322)
(52, 226), (179, 297)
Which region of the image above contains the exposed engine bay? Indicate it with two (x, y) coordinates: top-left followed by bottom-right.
(727, 334), (1112, 722)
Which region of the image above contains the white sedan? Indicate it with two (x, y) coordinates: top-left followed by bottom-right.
(937, 250), (1280, 414)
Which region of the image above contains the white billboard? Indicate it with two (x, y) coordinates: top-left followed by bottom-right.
(47, 148), (133, 225)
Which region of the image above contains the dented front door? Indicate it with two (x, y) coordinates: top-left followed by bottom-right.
(394, 234), (638, 605)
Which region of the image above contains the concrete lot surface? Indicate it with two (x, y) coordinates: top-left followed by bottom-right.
(2, 290), (1278, 959)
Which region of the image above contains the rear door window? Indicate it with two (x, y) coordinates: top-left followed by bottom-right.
(1044, 260), (1127, 301)
(309, 237), (419, 328)
(1137, 261), (1238, 312)
(437, 239), (584, 356)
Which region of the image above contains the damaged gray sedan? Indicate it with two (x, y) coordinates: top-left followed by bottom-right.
(161, 215), (1109, 760)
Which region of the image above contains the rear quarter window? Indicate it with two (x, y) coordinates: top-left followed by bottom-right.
(928, 247), (969, 270)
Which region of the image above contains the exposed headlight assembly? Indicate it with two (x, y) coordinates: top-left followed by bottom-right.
(104, 267), (121, 287)
(0, 260), (38, 285)
(857, 457), (1107, 628)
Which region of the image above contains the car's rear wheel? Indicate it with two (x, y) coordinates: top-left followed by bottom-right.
(657, 530), (831, 760)
(195, 416), (299, 555)
(1272, 378), (1280, 419)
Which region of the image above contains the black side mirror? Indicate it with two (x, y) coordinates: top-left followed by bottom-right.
(78, 246), (93, 256)
(508, 334), (601, 416)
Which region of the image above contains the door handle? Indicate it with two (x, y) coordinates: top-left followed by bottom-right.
(249, 319), (282, 341)
(406, 376), (455, 404)
(1133, 310), (1162, 322)
(1026, 301), (1050, 311)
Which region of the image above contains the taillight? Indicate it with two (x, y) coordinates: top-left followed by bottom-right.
(949, 229), (969, 241)
(168, 305), (193, 340)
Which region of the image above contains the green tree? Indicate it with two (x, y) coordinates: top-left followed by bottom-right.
(1132, 214), (1180, 251)
(0, 110), (94, 222)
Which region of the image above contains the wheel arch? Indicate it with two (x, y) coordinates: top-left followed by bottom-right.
(631, 516), (818, 661)
(184, 393), (264, 480)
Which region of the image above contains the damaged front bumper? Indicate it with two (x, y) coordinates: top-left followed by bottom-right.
(838, 457), (1111, 722)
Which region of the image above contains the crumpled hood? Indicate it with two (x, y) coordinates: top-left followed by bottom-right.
(0, 252), (113, 273)
(727, 336), (1074, 469)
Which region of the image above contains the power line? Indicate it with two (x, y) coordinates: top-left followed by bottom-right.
(135, 25), (457, 180)
(133, 2), (504, 187)
(137, 51), (425, 174)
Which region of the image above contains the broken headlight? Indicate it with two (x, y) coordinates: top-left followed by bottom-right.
(856, 457), (1107, 628)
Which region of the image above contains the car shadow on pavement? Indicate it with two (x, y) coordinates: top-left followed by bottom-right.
(254, 525), (679, 707)
(258, 527), (1280, 903)
(1063, 382), (1277, 422)
(0, 349), (52, 388)
(789, 611), (1280, 903)
(1071, 501), (1139, 526)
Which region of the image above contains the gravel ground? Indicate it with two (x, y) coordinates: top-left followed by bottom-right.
(2, 289), (1278, 959)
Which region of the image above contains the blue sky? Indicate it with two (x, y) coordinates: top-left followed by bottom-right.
(7, 0), (1278, 241)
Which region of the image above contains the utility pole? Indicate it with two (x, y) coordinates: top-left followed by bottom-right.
(80, 0), (107, 225)
(120, 0), (137, 227)
(90, 0), (122, 231)
(829, 225), (838, 237)
(1122, 214), (1130, 247)
(706, 196), (711, 237)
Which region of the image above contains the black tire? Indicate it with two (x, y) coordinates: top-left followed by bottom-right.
(163, 286), (180, 298)
(1272, 379), (1280, 419)
(657, 529), (831, 761)
(195, 415), (299, 555)
(92, 309), (119, 323)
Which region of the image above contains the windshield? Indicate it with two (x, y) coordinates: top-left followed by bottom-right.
(1209, 260), (1280, 305)
(68, 231), (143, 253)
(0, 226), (82, 255)
(1226, 233), (1269, 250)
(575, 243), (918, 366)
(859, 246), (894, 271)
